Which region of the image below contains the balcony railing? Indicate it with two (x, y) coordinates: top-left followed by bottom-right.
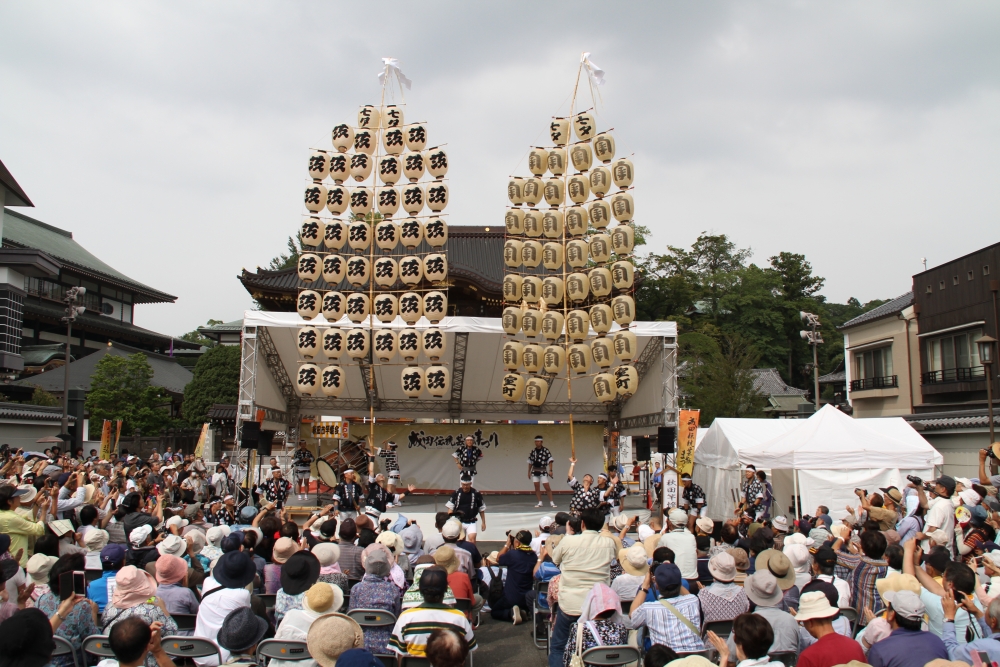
(850, 375), (898, 391)
(921, 366), (985, 384)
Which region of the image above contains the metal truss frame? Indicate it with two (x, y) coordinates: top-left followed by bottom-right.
(448, 332), (469, 418)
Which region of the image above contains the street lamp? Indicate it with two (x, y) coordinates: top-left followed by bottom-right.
(60, 287), (87, 437)
(800, 311), (824, 411)
(978, 335), (997, 445)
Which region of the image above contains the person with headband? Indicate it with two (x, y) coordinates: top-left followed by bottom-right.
(291, 440), (315, 501)
(259, 468), (292, 510)
(445, 475), (486, 544)
(527, 435), (556, 509)
(566, 458), (601, 515)
(364, 473), (415, 518)
(595, 470), (626, 519)
(375, 440), (402, 494)
(452, 435), (483, 483)
(333, 470), (363, 519)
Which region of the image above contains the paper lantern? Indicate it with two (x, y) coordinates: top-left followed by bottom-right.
(346, 293), (370, 323)
(423, 254), (448, 282)
(522, 344), (543, 373)
(566, 310), (590, 341)
(358, 105), (380, 129)
(298, 253), (321, 282)
(424, 217), (448, 247)
(301, 217), (323, 247)
(331, 124), (354, 153)
(345, 329), (370, 359)
(399, 292), (423, 324)
(547, 148), (567, 176)
(542, 243), (564, 271)
(543, 178), (564, 207)
(297, 290), (321, 319)
(401, 367), (424, 398)
(589, 267), (612, 298)
(522, 309), (542, 338)
(321, 365), (345, 398)
(593, 373), (616, 403)
(501, 373), (526, 401)
(528, 148), (548, 176)
(323, 328), (345, 360)
(573, 112), (596, 141)
(298, 327), (320, 360)
(382, 127), (405, 155)
(525, 377), (549, 406)
(426, 183), (448, 212)
(350, 188), (373, 216)
(425, 148), (448, 179)
(354, 128), (375, 155)
(505, 208), (525, 236)
(401, 184), (424, 215)
(399, 218), (423, 248)
(350, 153), (373, 182)
(570, 143), (593, 173)
(567, 240), (589, 269)
(523, 209), (544, 238)
(322, 254), (346, 285)
(399, 255), (423, 286)
(398, 330), (421, 361)
(326, 185), (348, 215)
(611, 225), (635, 256)
(594, 132), (616, 163)
(378, 156), (401, 185)
(297, 364), (320, 395)
(405, 124), (428, 152)
(374, 330), (398, 362)
(403, 152), (425, 182)
(539, 210), (562, 239)
(568, 344), (591, 375)
(376, 186), (400, 216)
(308, 152), (329, 182)
(375, 220), (400, 251)
(541, 276), (564, 306)
(383, 105), (404, 128)
(348, 221), (371, 251)
(304, 184), (327, 213)
(521, 240), (542, 269)
(504, 239), (523, 268)
(426, 366), (450, 397)
(612, 295), (636, 326)
(423, 291), (447, 324)
(615, 364), (639, 397)
(591, 338), (615, 369)
(590, 304), (613, 334)
(521, 276), (542, 304)
(588, 167), (612, 199)
(508, 178), (525, 206)
(373, 293), (398, 322)
(589, 233), (612, 263)
(373, 257), (399, 288)
(346, 256), (370, 287)
(566, 272), (590, 302)
(522, 178), (543, 207)
(611, 261), (635, 290)
(543, 345), (566, 374)
(502, 340), (524, 370)
(541, 311), (565, 341)
(324, 219), (347, 250)
(321, 291), (345, 321)
(550, 117), (570, 146)
(565, 207), (588, 237)
(567, 175), (590, 204)
(612, 158), (634, 189)
(589, 200), (612, 229)
(422, 328), (446, 361)
(502, 307), (522, 335)
(328, 154), (348, 184)
(502, 275), (523, 302)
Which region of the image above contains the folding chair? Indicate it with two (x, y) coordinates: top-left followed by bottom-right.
(160, 636), (223, 664)
(374, 656), (396, 667)
(172, 613), (197, 631)
(675, 651), (711, 658)
(83, 635), (115, 659)
(580, 645), (641, 667)
(52, 636), (80, 667)
(256, 639), (311, 665)
(399, 658), (431, 667)
(258, 593), (277, 611)
(840, 607), (859, 636)
(346, 609), (398, 667)
(532, 580), (551, 649)
(768, 652), (796, 667)
(700, 619), (733, 640)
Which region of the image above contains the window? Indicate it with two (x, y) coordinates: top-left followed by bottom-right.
(953, 276), (959, 285)
(855, 346), (893, 381)
(924, 327), (984, 382)
(939, 280), (946, 290)
(926, 285), (933, 294)
(968, 270), (974, 281)
(986, 265), (991, 276)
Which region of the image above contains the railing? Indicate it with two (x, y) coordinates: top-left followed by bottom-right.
(850, 375), (898, 391)
(23, 277), (101, 312)
(922, 366), (986, 384)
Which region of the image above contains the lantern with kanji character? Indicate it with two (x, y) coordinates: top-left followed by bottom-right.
(566, 206), (587, 237)
(298, 253), (321, 282)
(523, 209), (543, 239)
(323, 328), (345, 360)
(345, 328), (370, 360)
(542, 210), (563, 239)
(422, 328), (446, 361)
(501, 373), (525, 402)
(615, 364), (639, 397)
(521, 240), (542, 269)
(308, 152), (329, 182)
(398, 329), (421, 361)
(570, 143), (593, 173)
(423, 291), (447, 324)
(508, 177), (525, 206)
(568, 344), (591, 375)
(376, 186), (400, 216)
(505, 208), (525, 236)
(328, 154), (348, 184)
(543, 345), (566, 374)
(525, 377), (549, 406)
(528, 148), (548, 177)
(398, 292), (423, 325)
(612, 330), (637, 362)
(298, 327), (320, 360)
(373, 293), (398, 323)
(612, 295), (635, 326)
(425, 366), (450, 398)
(593, 373), (616, 403)
(612, 158), (634, 189)
(348, 221), (371, 252)
(591, 338), (615, 370)
(612, 261), (635, 290)
(567, 175), (590, 204)
(542, 311), (565, 341)
(589, 166), (612, 198)
(423, 254), (448, 282)
(403, 151), (424, 182)
(504, 239), (523, 268)
(502, 340), (524, 371)
(324, 219), (347, 250)
(502, 307), (522, 335)
(399, 218), (423, 249)
(358, 105), (380, 129)
(321, 291), (345, 321)
(349, 188), (373, 216)
(522, 309), (541, 338)
(297, 364), (320, 395)
(522, 344), (543, 373)
(322, 254), (346, 285)
(611, 224), (635, 255)
(297, 290), (321, 319)
(426, 183), (448, 212)
(374, 330), (398, 362)
(542, 242), (564, 271)
(566, 272), (590, 302)
(321, 365), (345, 398)
(373, 257), (399, 288)
(398, 255), (423, 286)
(425, 148), (448, 180)
(345, 256), (370, 287)
(345, 293), (370, 323)
(590, 304), (613, 334)
(404, 124), (428, 152)
(382, 126), (405, 155)
(589, 233), (612, 263)
(383, 105), (403, 128)
(589, 200), (612, 229)
(521, 276), (542, 304)
(304, 184), (327, 213)
(378, 155), (401, 185)
(502, 275), (523, 303)
(567, 240), (589, 269)
(522, 178), (543, 207)
(301, 217), (323, 248)
(594, 131), (615, 160)
(423, 217), (448, 248)
(542, 276), (564, 306)
(354, 128), (375, 155)
(566, 310), (590, 341)
(547, 147), (567, 176)
(550, 117), (570, 146)
(332, 124), (354, 153)
(375, 220), (400, 251)
(326, 185), (349, 215)
(543, 178), (564, 208)
(589, 267), (612, 298)
(573, 112), (596, 141)
(401, 367), (424, 398)
(401, 184), (424, 215)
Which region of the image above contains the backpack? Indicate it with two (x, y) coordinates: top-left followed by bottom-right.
(487, 564), (505, 606)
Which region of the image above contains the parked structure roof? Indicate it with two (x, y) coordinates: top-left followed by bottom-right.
(0, 401), (72, 423)
(751, 368), (808, 397)
(839, 292), (913, 330)
(0, 158), (33, 207)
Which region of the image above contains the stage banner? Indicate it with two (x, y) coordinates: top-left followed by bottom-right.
(662, 471), (679, 509)
(99, 421), (113, 461)
(114, 420), (122, 456)
(676, 409), (699, 476)
(194, 423), (209, 458)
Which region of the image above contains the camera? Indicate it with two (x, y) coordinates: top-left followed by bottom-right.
(854, 488), (867, 496)
(906, 475), (923, 486)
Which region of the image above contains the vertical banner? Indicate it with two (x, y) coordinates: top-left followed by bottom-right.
(194, 423), (209, 458)
(662, 471), (679, 509)
(114, 420), (123, 458)
(676, 409), (700, 476)
(99, 420), (113, 461)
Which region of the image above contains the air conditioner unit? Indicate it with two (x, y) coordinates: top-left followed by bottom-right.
(100, 298), (122, 319)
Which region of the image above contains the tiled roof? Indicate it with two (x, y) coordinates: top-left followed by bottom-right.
(839, 292), (913, 330)
(207, 404), (237, 421)
(751, 368), (808, 396)
(25, 298), (200, 350)
(0, 158), (33, 207)
(0, 401), (72, 422)
(903, 409), (1000, 431)
(199, 320), (243, 334)
(818, 370), (846, 383)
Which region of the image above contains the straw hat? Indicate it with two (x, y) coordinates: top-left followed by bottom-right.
(303, 582), (344, 615)
(695, 517), (714, 534)
(375, 530), (404, 557)
(727, 547), (750, 572)
(432, 545), (460, 574)
(619, 544), (649, 577)
(306, 614), (365, 667)
(755, 549), (796, 590)
(875, 572), (922, 606)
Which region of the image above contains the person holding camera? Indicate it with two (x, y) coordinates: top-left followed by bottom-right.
(490, 529), (538, 625)
(979, 445), (1000, 490)
(909, 474), (957, 558)
(846, 488), (900, 532)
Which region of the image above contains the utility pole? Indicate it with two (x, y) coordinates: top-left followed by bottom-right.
(800, 311), (824, 410)
(60, 287), (87, 436)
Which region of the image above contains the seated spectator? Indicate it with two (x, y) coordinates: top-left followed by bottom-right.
(101, 566), (178, 667)
(531, 516), (554, 554)
(423, 513), (451, 554)
(89, 544), (128, 613)
(154, 554), (199, 616)
(84, 528), (110, 571)
(611, 543), (648, 603)
(641, 644), (679, 667)
(306, 614), (367, 667)
(528, 538), (562, 611)
(562, 583), (629, 667)
(35, 553), (100, 667)
(276, 550), (320, 624)
(337, 519), (365, 579)
(272, 583), (343, 667)
(216, 607), (270, 667)
(811, 545), (851, 608)
(376, 530), (413, 583)
(834, 529), (889, 617)
(698, 552), (749, 623)
(0, 608), (57, 667)
(193, 551), (255, 667)
(348, 544), (402, 654)
(388, 567), (475, 657)
(796, 579), (853, 651)
(756, 548), (799, 612)
(491, 529), (537, 625)
(795, 591), (867, 667)
(202, 525), (228, 564)
(866, 589), (948, 667)
(311, 542), (349, 593)
(108, 617), (176, 667)
(433, 545), (477, 620)
(266, 536), (298, 594)
(400, 523), (425, 565)
(628, 563), (704, 653)
(26, 553), (57, 604)
(425, 628), (469, 667)
(707, 612), (782, 667)
(658, 509), (698, 584)
(728, 547), (750, 586)
(725, 571), (799, 658)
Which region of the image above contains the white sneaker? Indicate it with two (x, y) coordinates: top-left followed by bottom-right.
(535, 502), (543, 508)
(550, 502), (557, 508)
(512, 605), (523, 625)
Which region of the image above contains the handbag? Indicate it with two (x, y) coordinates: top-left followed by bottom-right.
(569, 620), (586, 667)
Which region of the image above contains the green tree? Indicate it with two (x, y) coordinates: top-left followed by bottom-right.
(29, 387), (60, 407)
(268, 236), (302, 271)
(180, 319), (224, 347)
(85, 353), (174, 433)
(181, 345), (241, 424)
(682, 334), (767, 424)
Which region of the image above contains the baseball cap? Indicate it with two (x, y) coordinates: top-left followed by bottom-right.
(539, 516), (554, 530)
(100, 543), (127, 566)
(884, 589), (926, 621)
(932, 475), (956, 496)
(653, 563), (682, 591)
(442, 519), (462, 539)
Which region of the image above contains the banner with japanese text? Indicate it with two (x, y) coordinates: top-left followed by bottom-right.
(676, 409), (700, 476)
(99, 421), (113, 461)
(194, 423), (209, 458)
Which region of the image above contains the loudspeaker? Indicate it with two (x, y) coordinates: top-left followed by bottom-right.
(657, 426), (675, 454)
(257, 430), (276, 456)
(634, 437), (651, 461)
(240, 421), (260, 448)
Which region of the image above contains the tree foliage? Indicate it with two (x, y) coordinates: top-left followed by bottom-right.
(180, 319), (224, 347)
(181, 345), (241, 425)
(85, 353), (174, 433)
(682, 334), (767, 424)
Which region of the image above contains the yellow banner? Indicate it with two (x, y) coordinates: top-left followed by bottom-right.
(194, 423), (209, 458)
(311, 421), (350, 440)
(676, 409), (700, 476)
(99, 421), (113, 461)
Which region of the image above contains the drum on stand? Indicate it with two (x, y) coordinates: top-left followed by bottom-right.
(317, 440), (369, 489)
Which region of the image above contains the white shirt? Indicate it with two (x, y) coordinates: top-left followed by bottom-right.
(193, 577), (253, 667)
(658, 529), (698, 580)
(271, 608), (323, 667)
(922, 495), (956, 557)
(530, 532), (550, 556)
(815, 573), (852, 608)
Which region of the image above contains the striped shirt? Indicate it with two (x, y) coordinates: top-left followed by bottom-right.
(630, 594), (705, 654)
(836, 551), (888, 616)
(388, 603), (477, 657)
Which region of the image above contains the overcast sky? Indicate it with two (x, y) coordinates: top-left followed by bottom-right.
(2, 2), (999, 336)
